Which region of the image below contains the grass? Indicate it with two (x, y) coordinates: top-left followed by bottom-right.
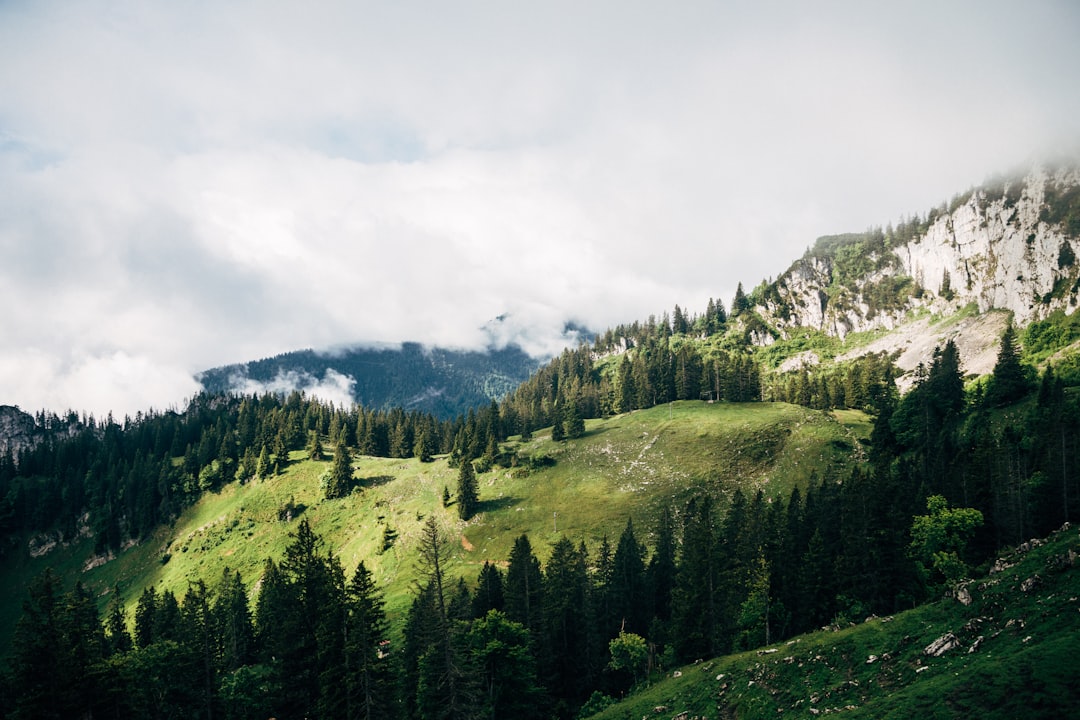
(0, 401), (866, 648)
(585, 522), (1080, 719)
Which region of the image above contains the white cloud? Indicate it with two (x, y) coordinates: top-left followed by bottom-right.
(0, 0), (1078, 415)
(229, 368), (357, 410)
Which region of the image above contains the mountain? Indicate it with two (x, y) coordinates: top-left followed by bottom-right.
(197, 341), (544, 418)
(3, 161), (1080, 718)
(745, 162), (1080, 384)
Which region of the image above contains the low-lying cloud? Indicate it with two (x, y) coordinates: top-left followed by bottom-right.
(228, 368), (358, 410)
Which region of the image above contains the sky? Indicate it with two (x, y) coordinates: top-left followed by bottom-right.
(1, 0), (1078, 417)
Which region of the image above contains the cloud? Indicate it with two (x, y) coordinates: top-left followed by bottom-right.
(228, 368), (357, 409)
(0, 0), (1078, 415)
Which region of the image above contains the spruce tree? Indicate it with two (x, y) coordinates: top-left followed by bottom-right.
(472, 561), (505, 618)
(457, 460), (479, 520)
(326, 440), (354, 499)
(346, 561), (395, 720)
(504, 534), (544, 636)
(987, 322), (1028, 407)
(611, 518), (647, 637)
(565, 399), (585, 439)
(307, 431), (325, 461)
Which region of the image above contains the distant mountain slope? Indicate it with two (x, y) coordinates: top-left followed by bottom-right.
(197, 341), (544, 418)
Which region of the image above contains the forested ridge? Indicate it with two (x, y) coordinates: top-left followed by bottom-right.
(3, 282), (1080, 718)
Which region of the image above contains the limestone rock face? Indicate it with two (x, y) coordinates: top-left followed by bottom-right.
(0, 405), (40, 461)
(897, 164), (1080, 327)
(756, 164), (1080, 375)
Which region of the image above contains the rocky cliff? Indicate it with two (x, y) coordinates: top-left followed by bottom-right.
(762, 164), (1080, 340)
(0, 405), (42, 462)
(752, 163), (1080, 377)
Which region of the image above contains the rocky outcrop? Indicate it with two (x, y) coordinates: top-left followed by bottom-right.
(897, 164), (1080, 326)
(0, 405), (41, 462)
(759, 164), (1080, 342)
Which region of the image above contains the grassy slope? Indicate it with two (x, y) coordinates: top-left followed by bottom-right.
(586, 524), (1080, 720)
(0, 401), (867, 647)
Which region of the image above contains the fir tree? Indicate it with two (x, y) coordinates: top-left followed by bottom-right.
(346, 561), (396, 720)
(457, 460), (479, 521)
(986, 322), (1029, 407)
(325, 441), (354, 499)
(307, 431), (325, 461)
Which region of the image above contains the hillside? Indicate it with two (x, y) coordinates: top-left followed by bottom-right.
(0, 400), (866, 650)
(584, 521), (1080, 719)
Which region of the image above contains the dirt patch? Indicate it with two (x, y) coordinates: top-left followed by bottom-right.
(461, 535), (475, 552)
(837, 311), (1009, 390)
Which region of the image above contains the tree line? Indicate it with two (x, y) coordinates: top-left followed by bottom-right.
(0, 393), (466, 556)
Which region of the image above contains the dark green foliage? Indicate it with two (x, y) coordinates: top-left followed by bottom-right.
(457, 461), (479, 520)
(542, 537), (594, 714)
(610, 519), (648, 637)
(504, 535), (544, 633)
(986, 323), (1030, 407)
(307, 431), (325, 461)
(672, 496), (720, 660)
(345, 561), (396, 720)
(1058, 240), (1075, 268)
(467, 610), (543, 720)
(472, 562), (505, 619)
(1040, 181), (1080, 235)
(325, 440), (355, 499)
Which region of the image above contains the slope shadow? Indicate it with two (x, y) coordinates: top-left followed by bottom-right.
(478, 495), (522, 513)
(357, 474), (395, 488)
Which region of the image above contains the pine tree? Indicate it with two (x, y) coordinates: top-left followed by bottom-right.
(672, 496), (719, 661)
(346, 561), (395, 720)
(504, 534), (544, 637)
(731, 282), (750, 316)
(307, 431), (325, 461)
(565, 399), (585, 439)
(413, 516), (472, 719)
(472, 561), (505, 619)
(468, 610), (543, 720)
(611, 518), (647, 637)
(542, 537), (593, 711)
(214, 568), (254, 672)
(987, 322), (1029, 407)
(617, 355), (636, 414)
(647, 507), (677, 630)
(256, 445), (272, 480)
(10, 570), (65, 719)
(134, 585), (158, 649)
(325, 438), (354, 499)
(104, 587), (133, 656)
(551, 408), (566, 442)
(457, 460), (479, 521)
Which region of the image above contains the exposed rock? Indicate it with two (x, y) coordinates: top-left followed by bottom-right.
(1020, 575), (1042, 593)
(924, 632), (960, 657)
(968, 636), (984, 654)
(0, 405), (41, 461)
(955, 584), (973, 606)
(990, 557), (1016, 574)
(755, 164), (1080, 384)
